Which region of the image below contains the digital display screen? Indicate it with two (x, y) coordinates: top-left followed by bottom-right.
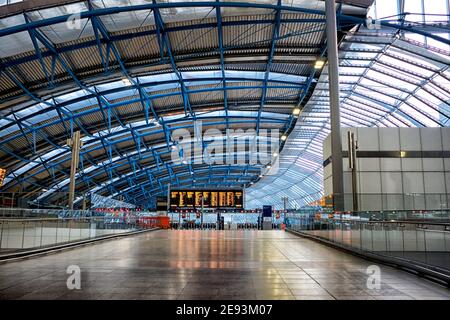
(211, 192), (218, 207)
(170, 189), (244, 209)
(0, 168), (6, 188)
(156, 196), (167, 211)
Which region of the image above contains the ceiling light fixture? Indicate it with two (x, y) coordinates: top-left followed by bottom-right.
(122, 78), (132, 86)
(281, 135), (287, 141)
(314, 59), (325, 69)
(292, 108), (301, 116)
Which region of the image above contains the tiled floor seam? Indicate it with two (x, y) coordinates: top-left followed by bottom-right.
(271, 239), (337, 300)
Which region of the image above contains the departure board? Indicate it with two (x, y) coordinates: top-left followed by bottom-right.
(186, 192), (194, 207)
(170, 189), (244, 209)
(0, 168), (6, 187)
(219, 192), (226, 207)
(211, 192), (218, 207)
(202, 192), (210, 206)
(235, 191), (243, 208)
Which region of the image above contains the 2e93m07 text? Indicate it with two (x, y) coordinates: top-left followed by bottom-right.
(220, 304), (272, 315)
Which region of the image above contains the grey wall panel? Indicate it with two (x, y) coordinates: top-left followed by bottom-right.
(324, 127), (450, 211)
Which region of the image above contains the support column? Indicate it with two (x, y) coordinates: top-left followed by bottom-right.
(282, 196), (288, 223)
(167, 183), (171, 215)
(325, 0), (344, 211)
(67, 131), (81, 210)
(348, 131), (358, 211)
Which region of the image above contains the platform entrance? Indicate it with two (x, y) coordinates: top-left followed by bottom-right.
(167, 212), (284, 230)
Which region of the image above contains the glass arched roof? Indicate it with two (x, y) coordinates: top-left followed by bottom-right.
(246, 0), (450, 209)
(0, 0), (448, 209)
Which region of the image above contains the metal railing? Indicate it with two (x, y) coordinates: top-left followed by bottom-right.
(327, 193), (450, 212)
(287, 215), (450, 277)
(355, 209), (450, 222)
(0, 207), (91, 218)
(0, 216), (139, 251)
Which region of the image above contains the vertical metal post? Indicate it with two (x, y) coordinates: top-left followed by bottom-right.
(201, 194), (204, 228)
(282, 196), (288, 223)
(21, 222), (25, 248)
(67, 131), (81, 210)
(0, 221), (3, 249)
(325, 0), (344, 211)
(347, 131), (358, 212)
(40, 220), (44, 247)
(167, 183), (171, 215)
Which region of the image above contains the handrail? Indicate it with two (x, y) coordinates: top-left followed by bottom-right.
(286, 228), (450, 287)
(0, 217), (117, 222)
(0, 215), (140, 252)
(309, 218), (450, 227)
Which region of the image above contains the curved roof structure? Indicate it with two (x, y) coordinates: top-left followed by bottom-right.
(0, 0), (449, 209)
(246, 29), (450, 209)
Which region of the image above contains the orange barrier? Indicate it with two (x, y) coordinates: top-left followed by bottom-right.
(138, 216), (170, 229)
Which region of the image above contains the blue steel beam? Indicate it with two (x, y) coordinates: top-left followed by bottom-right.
(0, 0), (378, 206)
(14, 18), (125, 155)
(31, 138), (277, 197)
(281, 46), (326, 134)
(105, 166), (261, 202)
(87, 4), (170, 161)
(3, 113), (287, 174)
(44, 163), (261, 205)
(132, 171), (258, 199)
(132, 178), (253, 205)
(216, 1), (229, 132)
(0, 18), (325, 70)
(0, 110), (289, 187)
(0, 81), (303, 148)
(256, 0), (282, 135)
(0, 119), (286, 188)
(152, 0), (194, 117)
(4, 116), (284, 194)
(1, 75), (305, 130)
(33, 141), (270, 194)
(0, 3), (445, 47)
(23, 13), (53, 86)
(0, 2), (332, 38)
(94, 159), (259, 192)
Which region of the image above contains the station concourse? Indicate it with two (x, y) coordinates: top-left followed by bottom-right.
(1, 230), (449, 300)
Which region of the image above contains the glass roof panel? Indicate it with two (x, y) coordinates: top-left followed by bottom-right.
(27, 3), (94, 44)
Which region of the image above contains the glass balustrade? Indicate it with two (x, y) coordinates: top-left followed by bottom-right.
(0, 216), (138, 252)
(287, 211), (450, 272)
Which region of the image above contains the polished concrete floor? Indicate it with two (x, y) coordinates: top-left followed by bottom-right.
(0, 230), (449, 300)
